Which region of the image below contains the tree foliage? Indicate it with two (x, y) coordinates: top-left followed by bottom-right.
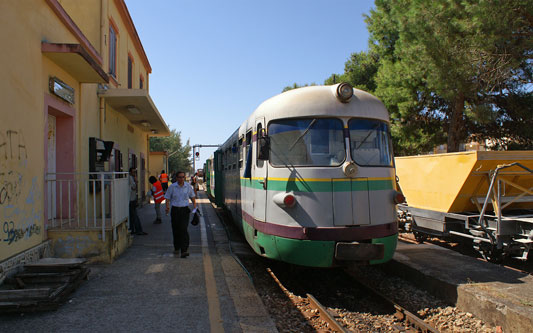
(282, 82), (317, 93)
(149, 129), (191, 174)
(325, 51), (379, 93)
(281, 1), (532, 154)
(366, 0), (533, 153)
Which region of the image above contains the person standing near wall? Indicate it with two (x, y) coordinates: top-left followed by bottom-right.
(148, 176), (164, 224)
(190, 172), (198, 196)
(159, 170), (169, 192)
(129, 168), (147, 235)
(164, 171), (196, 258)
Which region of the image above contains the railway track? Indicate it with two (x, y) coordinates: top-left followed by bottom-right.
(266, 267), (347, 332)
(343, 269), (439, 333)
(266, 265), (439, 332)
(216, 205), (493, 331)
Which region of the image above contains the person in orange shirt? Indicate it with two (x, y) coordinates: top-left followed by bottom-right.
(149, 176), (165, 224)
(159, 170), (169, 192)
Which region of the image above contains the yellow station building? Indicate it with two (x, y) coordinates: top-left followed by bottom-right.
(0, 0), (169, 276)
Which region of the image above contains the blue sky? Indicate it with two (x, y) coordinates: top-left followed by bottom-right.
(125, 0), (376, 170)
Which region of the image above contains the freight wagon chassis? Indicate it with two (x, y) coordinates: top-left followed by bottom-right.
(398, 162), (533, 262)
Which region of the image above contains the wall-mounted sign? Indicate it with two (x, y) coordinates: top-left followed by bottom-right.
(49, 76), (75, 104)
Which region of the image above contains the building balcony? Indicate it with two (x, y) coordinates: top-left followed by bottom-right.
(45, 172), (132, 262)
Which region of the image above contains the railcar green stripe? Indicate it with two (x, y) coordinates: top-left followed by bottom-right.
(242, 220), (334, 267)
(370, 234), (398, 264)
(241, 219), (398, 267)
(239, 178), (393, 192)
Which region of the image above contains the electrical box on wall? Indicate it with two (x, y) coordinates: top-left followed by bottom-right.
(89, 137), (114, 172)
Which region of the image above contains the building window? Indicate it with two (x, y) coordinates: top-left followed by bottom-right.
(139, 75), (144, 89)
(127, 55), (133, 89)
(109, 24), (117, 77)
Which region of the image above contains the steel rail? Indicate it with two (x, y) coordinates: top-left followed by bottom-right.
(306, 293), (348, 333)
(266, 268), (347, 333)
(345, 270), (440, 333)
(398, 234), (421, 244)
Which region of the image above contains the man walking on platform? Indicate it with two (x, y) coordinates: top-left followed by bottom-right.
(159, 170), (169, 192)
(148, 176), (164, 224)
(164, 171), (196, 258)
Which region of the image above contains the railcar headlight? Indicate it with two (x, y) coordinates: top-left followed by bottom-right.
(393, 191), (406, 204)
(273, 192), (297, 208)
(343, 161), (358, 178)
(336, 82), (353, 103)
(283, 194), (296, 208)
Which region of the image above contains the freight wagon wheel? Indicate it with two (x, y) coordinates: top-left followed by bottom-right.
(480, 245), (503, 264)
(413, 231), (428, 244)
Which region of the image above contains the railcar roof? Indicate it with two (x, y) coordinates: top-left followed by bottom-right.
(246, 84), (389, 126)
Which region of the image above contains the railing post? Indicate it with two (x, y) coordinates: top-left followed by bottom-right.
(85, 179), (88, 228)
(68, 179), (72, 224)
(101, 173), (105, 242)
(112, 173), (117, 241)
(93, 180), (97, 227)
(59, 180), (64, 227)
(76, 174), (80, 227)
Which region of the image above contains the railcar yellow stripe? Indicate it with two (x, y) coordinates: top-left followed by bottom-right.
(241, 177), (394, 182)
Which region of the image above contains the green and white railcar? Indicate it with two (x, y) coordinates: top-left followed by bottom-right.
(210, 83), (401, 267)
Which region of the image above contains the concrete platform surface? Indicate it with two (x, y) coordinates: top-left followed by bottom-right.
(386, 241), (533, 332)
(0, 192), (277, 333)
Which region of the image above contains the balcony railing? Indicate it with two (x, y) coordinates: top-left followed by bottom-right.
(45, 172), (129, 241)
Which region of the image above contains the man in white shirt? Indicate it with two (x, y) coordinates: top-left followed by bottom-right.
(164, 171), (197, 258)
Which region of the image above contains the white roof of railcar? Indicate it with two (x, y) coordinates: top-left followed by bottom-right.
(244, 84), (389, 129)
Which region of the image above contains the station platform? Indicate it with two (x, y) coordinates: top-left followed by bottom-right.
(0, 192), (277, 332)
(385, 241), (533, 332)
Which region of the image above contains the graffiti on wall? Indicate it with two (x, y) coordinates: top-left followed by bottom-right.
(0, 129), (28, 161)
(0, 129), (42, 248)
(3, 222), (41, 245)
(0, 171), (23, 205)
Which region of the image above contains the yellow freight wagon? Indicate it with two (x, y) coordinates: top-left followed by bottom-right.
(395, 151), (533, 261)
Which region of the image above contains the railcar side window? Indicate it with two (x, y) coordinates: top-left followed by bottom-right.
(348, 119), (393, 167)
(256, 123), (265, 167)
(268, 118), (345, 167)
(238, 136), (243, 169)
(243, 130), (253, 178)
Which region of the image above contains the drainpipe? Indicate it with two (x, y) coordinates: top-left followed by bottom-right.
(100, 0), (106, 61)
(99, 0), (107, 139)
(99, 98), (105, 139)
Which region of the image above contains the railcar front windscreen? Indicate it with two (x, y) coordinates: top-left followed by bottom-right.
(348, 119), (393, 167)
(268, 118), (345, 167)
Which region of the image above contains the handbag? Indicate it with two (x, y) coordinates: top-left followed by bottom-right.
(191, 210), (200, 226)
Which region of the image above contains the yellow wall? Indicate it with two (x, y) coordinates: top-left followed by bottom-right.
(0, 1), (83, 261)
(57, 0), (150, 91)
(57, 0), (102, 55)
(0, 0), (159, 262)
(48, 221), (131, 263)
(107, 1), (149, 89)
(149, 154), (167, 181)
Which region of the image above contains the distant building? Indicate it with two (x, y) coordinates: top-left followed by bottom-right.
(0, 0), (170, 276)
(149, 151), (168, 182)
